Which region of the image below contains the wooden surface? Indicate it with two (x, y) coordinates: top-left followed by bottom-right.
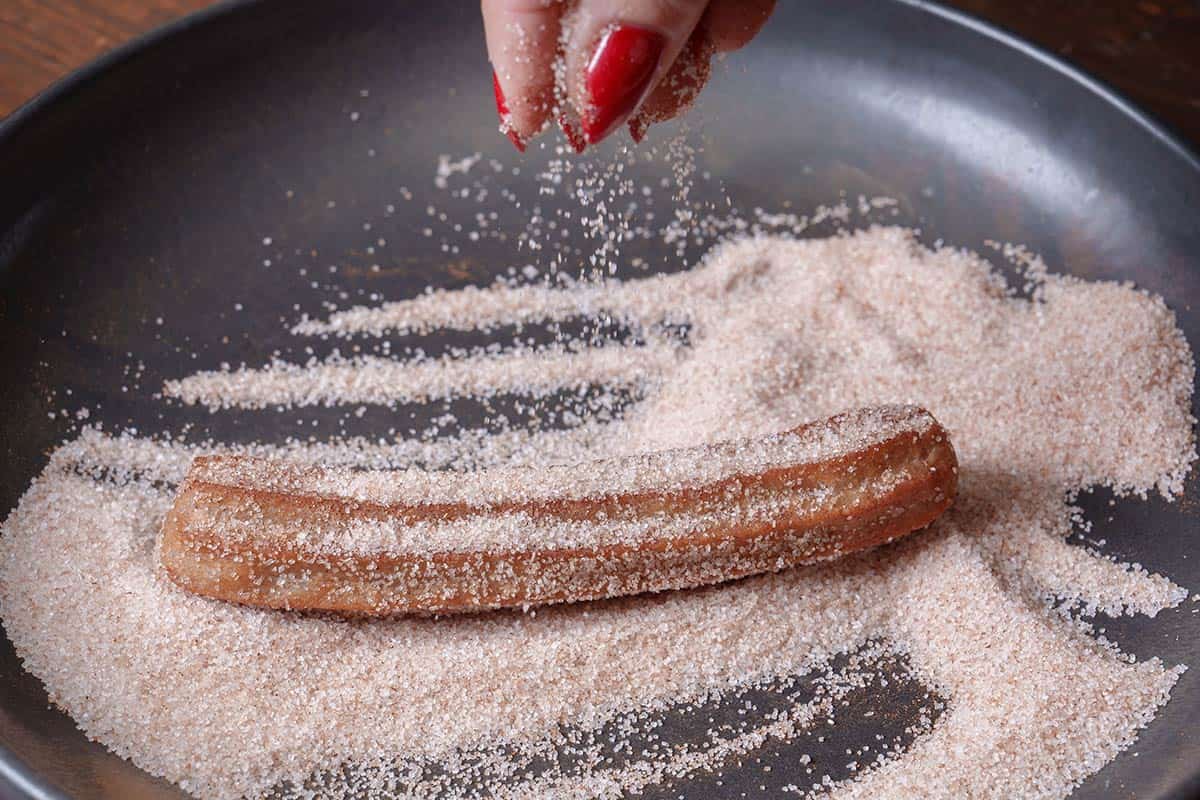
(1, 0), (1199, 144)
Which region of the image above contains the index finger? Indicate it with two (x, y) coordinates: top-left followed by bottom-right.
(483, 0), (564, 149)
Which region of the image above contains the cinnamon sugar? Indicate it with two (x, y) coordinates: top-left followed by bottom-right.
(0, 226), (1194, 800)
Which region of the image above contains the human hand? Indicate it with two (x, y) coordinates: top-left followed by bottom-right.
(484, 0), (776, 152)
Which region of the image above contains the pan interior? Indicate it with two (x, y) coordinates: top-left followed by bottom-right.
(0, 2), (1199, 799)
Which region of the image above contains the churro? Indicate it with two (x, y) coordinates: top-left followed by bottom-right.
(159, 405), (957, 614)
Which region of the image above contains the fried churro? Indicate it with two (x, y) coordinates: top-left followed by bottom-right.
(159, 405), (957, 614)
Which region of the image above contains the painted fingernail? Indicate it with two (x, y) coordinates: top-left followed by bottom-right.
(583, 25), (666, 145)
(492, 70), (526, 153)
(558, 114), (587, 153)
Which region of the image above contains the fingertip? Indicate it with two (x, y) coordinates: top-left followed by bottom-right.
(493, 71), (528, 152)
(628, 114), (647, 144)
(482, 0), (562, 145)
(580, 25), (668, 144)
(562, 0), (709, 146)
(559, 114), (588, 153)
(624, 29), (713, 140)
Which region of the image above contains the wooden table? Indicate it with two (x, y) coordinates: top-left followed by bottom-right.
(2, 0), (1199, 145)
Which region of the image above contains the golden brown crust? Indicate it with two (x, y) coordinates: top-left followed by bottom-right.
(159, 407), (957, 615)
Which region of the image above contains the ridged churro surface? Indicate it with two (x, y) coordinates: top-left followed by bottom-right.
(160, 406), (957, 614)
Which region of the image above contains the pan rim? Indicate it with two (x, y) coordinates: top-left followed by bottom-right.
(0, 2), (1197, 799)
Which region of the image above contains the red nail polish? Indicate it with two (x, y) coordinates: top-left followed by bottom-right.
(558, 114), (587, 153)
(492, 70), (526, 153)
(583, 25), (666, 145)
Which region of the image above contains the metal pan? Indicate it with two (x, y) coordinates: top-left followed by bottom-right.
(1, 1), (1198, 798)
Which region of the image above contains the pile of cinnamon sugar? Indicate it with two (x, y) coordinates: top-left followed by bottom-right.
(0, 224), (1195, 800)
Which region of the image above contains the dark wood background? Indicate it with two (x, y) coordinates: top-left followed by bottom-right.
(1, 0), (1199, 144)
